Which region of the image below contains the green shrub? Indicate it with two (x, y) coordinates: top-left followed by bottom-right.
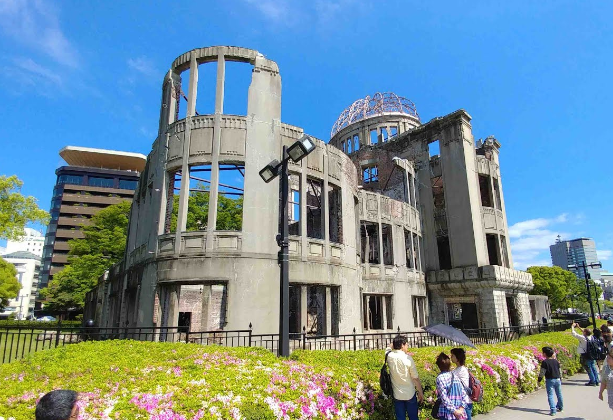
(0, 320), (81, 329)
(0, 331), (581, 419)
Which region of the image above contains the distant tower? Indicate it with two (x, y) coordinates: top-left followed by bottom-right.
(550, 238), (602, 280)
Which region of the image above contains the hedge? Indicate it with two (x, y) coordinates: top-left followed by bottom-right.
(0, 320), (82, 329)
(0, 331), (581, 420)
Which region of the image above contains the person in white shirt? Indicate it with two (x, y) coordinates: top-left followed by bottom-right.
(571, 322), (600, 386)
(451, 348), (473, 420)
(386, 335), (425, 420)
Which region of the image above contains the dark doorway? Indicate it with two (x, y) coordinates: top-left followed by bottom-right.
(506, 296), (520, 327)
(289, 286), (301, 336)
(447, 303), (479, 330)
(486, 234), (500, 266)
(178, 311), (192, 333)
(437, 236), (452, 269)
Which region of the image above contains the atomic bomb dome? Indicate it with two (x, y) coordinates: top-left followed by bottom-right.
(330, 92), (420, 138)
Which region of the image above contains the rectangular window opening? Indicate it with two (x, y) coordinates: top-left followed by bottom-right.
(437, 236), (452, 269)
(307, 286), (326, 335)
(382, 224), (394, 265)
(493, 177), (502, 209)
(353, 135), (360, 151)
(390, 126), (398, 138)
(177, 69), (189, 120)
(331, 287), (340, 336)
(216, 164), (244, 231)
(363, 294), (392, 330)
(289, 285), (301, 335)
(412, 296), (427, 328)
(360, 222), (380, 264)
(428, 141), (440, 157)
(221, 61), (252, 116)
(288, 174), (301, 236)
(479, 175), (493, 207)
(405, 229), (414, 269)
(363, 166), (378, 184)
(346, 137), (352, 153)
(486, 234), (501, 266)
(328, 184), (343, 244)
(370, 129), (378, 145)
(306, 179), (324, 240)
(381, 128), (389, 142)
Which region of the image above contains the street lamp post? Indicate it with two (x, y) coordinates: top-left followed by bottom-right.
(260, 135), (315, 357)
(568, 261), (602, 330)
(591, 278), (603, 319)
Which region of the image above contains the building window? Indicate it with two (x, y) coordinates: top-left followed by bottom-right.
(119, 179), (138, 190)
(306, 179), (324, 240)
(328, 184), (343, 244)
(307, 286), (327, 335)
(57, 175), (83, 186)
(412, 296), (427, 327)
(381, 224), (393, 265)
(353, 135), (360, 151)
(288, 174), (301, 236)
(363, 294), (393, 330)
(479, 175), (493, 208)
(88, 177), (115, 188)
(361, 222), (379, 264)
(363, 166), (378, 183)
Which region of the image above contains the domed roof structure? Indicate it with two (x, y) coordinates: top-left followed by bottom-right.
(330, 92), (420, 137)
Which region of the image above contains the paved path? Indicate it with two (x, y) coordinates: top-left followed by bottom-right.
(476, 373), (611, 420)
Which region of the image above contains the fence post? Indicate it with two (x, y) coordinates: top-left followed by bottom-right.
(302, 326), (306, 350)
(185, 328), (190, 344)
(248, 323), (253, 347)
(55, 319), (62, 348)
(353, 327), (357, 351)
(537, 320), (541, 333)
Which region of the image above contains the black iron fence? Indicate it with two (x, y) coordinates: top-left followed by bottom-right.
(0, 318), (583, 364)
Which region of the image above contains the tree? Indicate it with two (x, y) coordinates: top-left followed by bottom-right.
(528, 265), (603, 312)
(528, 266), (579, 311)
(40, 201), (131, 312)
(0, 175), (49, 241)
(170, 183), (243, 232)
(0, 257), (19, 311)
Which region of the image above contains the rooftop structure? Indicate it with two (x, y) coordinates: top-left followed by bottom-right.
(59, 146), (147, 172)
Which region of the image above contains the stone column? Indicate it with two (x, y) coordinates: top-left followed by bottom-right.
(478, 288), (509, 329)
(206, 53), (226, 249)
(325, 287), (332, 335)
(174, 54), (199, 253)
(300, 286), (308, 331)
(439, 114), (488, 267)
(381, 295), (388, 330)
(515, 292), (531, 326)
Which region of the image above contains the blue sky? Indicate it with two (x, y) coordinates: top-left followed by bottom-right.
(0, 0), (611, 271)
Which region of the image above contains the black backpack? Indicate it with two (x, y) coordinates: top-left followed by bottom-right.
(380, 351), (393, 398)
(587, 337), (606, 361)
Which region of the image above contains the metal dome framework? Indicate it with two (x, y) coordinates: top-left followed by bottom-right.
(330, 92), (420, 138)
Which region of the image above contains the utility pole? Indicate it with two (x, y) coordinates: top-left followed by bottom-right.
(569, 261), (602, 330)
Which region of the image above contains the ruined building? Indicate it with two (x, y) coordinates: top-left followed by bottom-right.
(87, 46), (533, 336)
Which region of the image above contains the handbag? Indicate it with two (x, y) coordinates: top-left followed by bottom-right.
(431, 398), (441, 418)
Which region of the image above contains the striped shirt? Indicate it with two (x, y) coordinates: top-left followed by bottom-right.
(436, 371), (470, 420)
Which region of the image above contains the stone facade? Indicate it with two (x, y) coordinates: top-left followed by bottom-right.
(86, 46), (532, 335)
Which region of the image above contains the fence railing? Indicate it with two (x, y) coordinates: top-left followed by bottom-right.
(0, 318), (582, 364)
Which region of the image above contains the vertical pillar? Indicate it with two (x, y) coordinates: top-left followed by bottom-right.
(439, 114), (488, 267)
(366, 296), (371, 330)
(414, 141), (438, 271)
(377, 196), (384, 268)
(200, 285), (211, 331)
(323, 153), (329, 252)
(174, 54), (199, 253)
(325, 287), (332, 335)
(300, 286), (308, 331)
(300, 168), (308, 261)
(206, 54), (226, 249)
(381, 295), (388, 330)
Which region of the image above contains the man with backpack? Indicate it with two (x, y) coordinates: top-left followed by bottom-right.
(451, 348), (484, 420)
(571, 322), (600, 386)
(384, 335), (425, 420)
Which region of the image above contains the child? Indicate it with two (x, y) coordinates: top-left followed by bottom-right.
(538, 346), (563, 416)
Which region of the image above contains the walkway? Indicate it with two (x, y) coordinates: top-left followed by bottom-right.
(476, 373), (610, 420)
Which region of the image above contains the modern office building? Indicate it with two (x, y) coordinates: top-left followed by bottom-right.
(550, 237), (602, 281)
(0, 251), (41, 320)
(602, 271), (613, 301)
(38, 147), (147, 291)
(4, 228), (45, 258)
(86, 46), (533, 336)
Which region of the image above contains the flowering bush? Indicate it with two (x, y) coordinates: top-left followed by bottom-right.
(0, 331), (581, 419)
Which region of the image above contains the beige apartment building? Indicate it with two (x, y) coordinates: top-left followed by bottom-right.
(86, 46), (532, 336)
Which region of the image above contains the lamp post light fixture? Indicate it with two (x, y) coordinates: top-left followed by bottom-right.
(259, 135), (315, 357)
(568, 261), (602, 330)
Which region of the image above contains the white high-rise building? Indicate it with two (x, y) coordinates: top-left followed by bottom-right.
(5, 228), (45, 258)
(0, 251), (41, 320)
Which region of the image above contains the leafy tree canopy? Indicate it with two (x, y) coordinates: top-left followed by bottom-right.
(528, 265), (602, 311)
(0, 175), (49, 241)
(40, 201), (131, 312)
(170, 184), (243, 232)
(0, 257), (19, 311)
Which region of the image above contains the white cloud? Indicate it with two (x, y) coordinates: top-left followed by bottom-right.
(243, 0), (289, 22)
(509, 213), (574, 270)
(0, 0), (78, 68)
(127, 56), (158, 79)
(14, 57), (63, 86)
(600, 250), (612, 261)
